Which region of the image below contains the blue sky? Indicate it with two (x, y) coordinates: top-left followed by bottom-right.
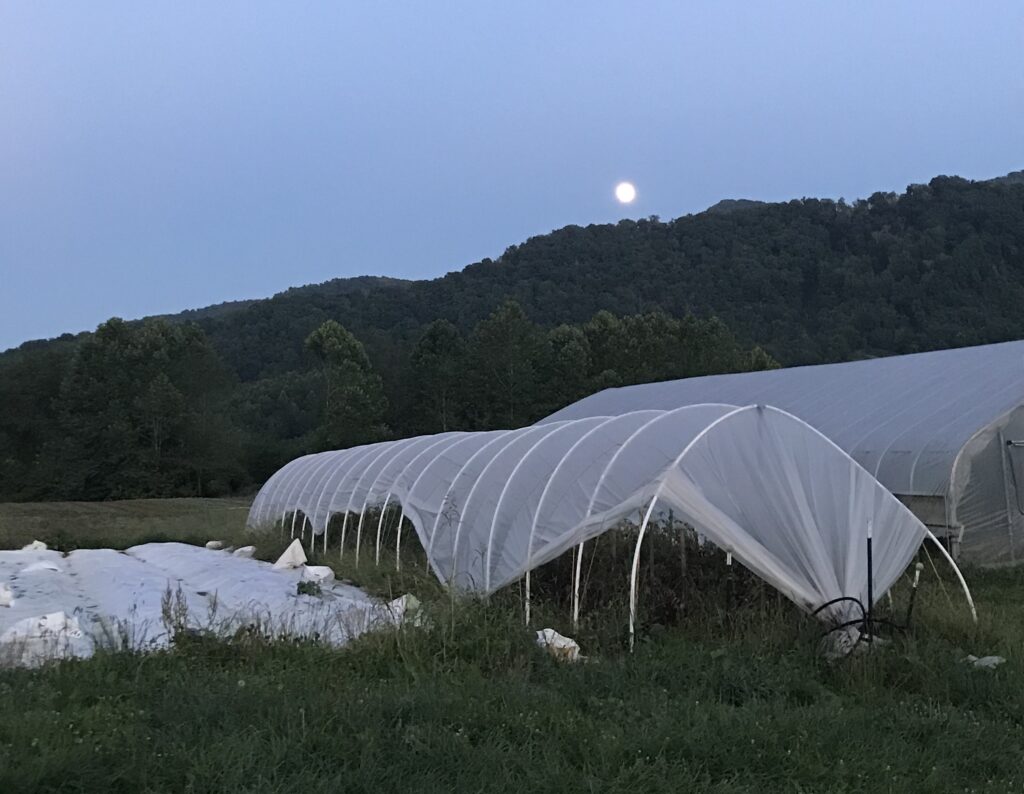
(2, 2), (1022, 350)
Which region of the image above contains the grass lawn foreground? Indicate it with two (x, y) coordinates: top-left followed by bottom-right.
(0, 499), (1022, 793)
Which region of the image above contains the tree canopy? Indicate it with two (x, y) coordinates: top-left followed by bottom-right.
(0, 305), (770, 501)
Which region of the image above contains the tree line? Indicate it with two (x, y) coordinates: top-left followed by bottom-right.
(0, 303), (774, 501)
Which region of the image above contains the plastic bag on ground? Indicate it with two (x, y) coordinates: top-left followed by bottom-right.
(535, 628), (582, 663)
(273, 539), (307, 569)
(965, 654), (1006, 670)
(820, 626), (889, 660)
(232, 546), (256, 558)
(21, 540), (48, 551)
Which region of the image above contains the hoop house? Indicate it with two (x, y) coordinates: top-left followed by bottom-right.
(543, 340), (1024, 567)
(249, 404), (946, 625)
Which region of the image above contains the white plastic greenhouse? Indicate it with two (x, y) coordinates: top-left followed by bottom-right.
(544, 340), (1024, 567)
(248, 404), (972, 637)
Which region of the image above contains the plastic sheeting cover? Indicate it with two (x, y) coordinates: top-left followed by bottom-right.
(540, 340), (1024, 500)
(248, 405), (927, 622)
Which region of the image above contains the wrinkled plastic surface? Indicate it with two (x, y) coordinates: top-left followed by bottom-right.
(540, 341), (1024, 565)
(248, 405), (926, 620)
(0, 544), (386, 667)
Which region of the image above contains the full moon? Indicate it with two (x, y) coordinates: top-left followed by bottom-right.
(615, 181), (637, 203)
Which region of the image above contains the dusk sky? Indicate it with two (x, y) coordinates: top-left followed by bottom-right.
(2, 2), (1022, 351)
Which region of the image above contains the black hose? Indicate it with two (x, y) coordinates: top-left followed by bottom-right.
(812, 595), (907, 657)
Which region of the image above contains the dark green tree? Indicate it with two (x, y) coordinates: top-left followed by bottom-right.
(0, 339), (76, 500)
(540, 324), (591, 413)
(305, 320), (388, 449)
(409, 319), (466, 432)
(52, 318), (242, 499)
(466, 301), (545, 428)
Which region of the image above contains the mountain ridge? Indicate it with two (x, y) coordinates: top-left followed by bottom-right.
(6, 169), (1024, 373)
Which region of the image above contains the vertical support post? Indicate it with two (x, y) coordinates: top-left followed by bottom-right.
(339, 514), (349, 560)
(725, 549), (733, 619)
(866, 520), (874, 643)
(524, 570), (531, 626)
(395, 510), (405, 572)
(999, 433), (1017, 564)
(354, 510), (366, 568)
(629, 498), (660, 652)
(572, 541), (585, 630)
(905, 561), (924, 628)
(375, 496), (391, 566)
(648, 516), (655, 576)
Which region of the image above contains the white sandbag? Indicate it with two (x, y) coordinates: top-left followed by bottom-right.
(21, 540), (48, 551)
(205, 540), (225, 550)
(386, 593), (422, 626)
(19, 561), (62, 575)
(272, 538), (307, 569)
(300, 565), (335, 583)
(820, 626), (890, 660)
(535, 628), (582, 663)
(0, 583), (13, 608)
(232, 546), (256, 558)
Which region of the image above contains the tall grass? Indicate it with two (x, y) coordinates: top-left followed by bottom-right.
(2, 500), (1023, 791)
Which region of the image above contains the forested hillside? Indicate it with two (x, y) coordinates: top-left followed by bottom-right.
(193, 173), (1024, 375)
(2, 172), (1023, 502)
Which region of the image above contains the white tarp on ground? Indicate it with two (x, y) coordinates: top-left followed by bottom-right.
(0, 543), (403, 668)
(248, 404), (930, 624)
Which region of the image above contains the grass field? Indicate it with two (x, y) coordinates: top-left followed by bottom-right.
(0, 497), (251, 551)
(1, 499), (1023, 792)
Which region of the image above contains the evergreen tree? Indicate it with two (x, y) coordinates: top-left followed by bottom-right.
(466, 301), (545, 428)
(540, 324), (591, 414)
(409, 319), (466, 432)
(305, 320), (388, 449)
(52, 318), (241, 499)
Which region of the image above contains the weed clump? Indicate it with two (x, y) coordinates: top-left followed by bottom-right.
(296, 580), (323, 597)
